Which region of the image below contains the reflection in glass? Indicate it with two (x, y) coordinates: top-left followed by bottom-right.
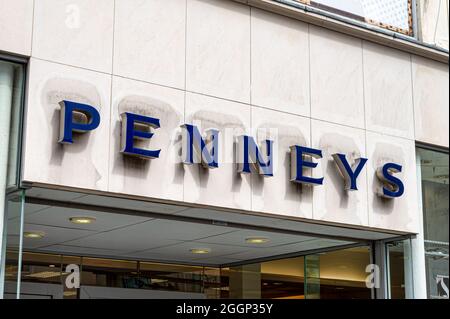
(138, 262), (204, 294)
(304, 255), (320, 299)
(1, 192), (25, 299)
(387, 239), (413, 299)
(418, 147), (449, 299)
(81, 257), (138, 289)
(261, 257), (304, 299)
(318, 246), (372, 299)
(1, 245), (377, 299)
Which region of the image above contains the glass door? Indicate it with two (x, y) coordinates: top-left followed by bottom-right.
(1, 190), (26, 299)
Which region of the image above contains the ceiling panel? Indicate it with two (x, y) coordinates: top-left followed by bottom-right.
(10, 188), (388, 266)
(18, 224), (95, 249)
(122, 242), (246, 265)
(195, 229), (314, 248)
(175, 208), (282, 226)
(73, 194), (188, 215)
(24, 206), (152, 232)
(26, 188), (87, 202)
(269, 219), (397, 240)
(36, 244), (130, 257)
(6, 202), (50, 221)
(63, 226), (182, 252)
(134, 219), (237, 241)
(225, 239), (354, 261)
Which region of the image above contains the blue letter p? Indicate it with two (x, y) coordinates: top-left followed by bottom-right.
(58, 100), (101, 144)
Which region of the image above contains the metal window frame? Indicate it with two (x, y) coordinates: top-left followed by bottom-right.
(0, 54), (28, 193)
(416, 144), (449, 299)
(301, 0), (415, 36)
(0, 54), (28, 299)
(248, 0), (449, 63)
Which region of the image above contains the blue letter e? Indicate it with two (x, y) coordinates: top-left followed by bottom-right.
(58, 100), (100, 144)
(120, 112), (161, 159)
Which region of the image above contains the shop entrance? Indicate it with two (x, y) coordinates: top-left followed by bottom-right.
(1, 188), (413, 299)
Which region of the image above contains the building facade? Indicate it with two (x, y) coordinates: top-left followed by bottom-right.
(0, 0), (448, 299)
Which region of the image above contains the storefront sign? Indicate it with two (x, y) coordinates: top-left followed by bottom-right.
(58, 100), (405, 198)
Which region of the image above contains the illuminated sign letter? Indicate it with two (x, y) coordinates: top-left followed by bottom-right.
(120, 112), (161, 159)
(290, 145), (324, 186)
(236, 136), (273, 177)
(376, 163), (404, 198)
(58, 100), (100, 144)
(332, 153), (368, 191)
(180, 124), (219, 168)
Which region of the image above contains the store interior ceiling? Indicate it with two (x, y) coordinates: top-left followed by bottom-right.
(6, 187), (406, 267)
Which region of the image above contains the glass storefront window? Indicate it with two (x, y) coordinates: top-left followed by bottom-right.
(138, 262), (205, 294)
(0, 58), (25, 299)
(418, 147), (449, 299)
(220, 246), (372, 299)
(386, 239), (414, 299)
(0, 59), (25, 299)
(1, 185), (403, 300)
(3, 245), (376, 299)
(80, 257), (138, 289)
(1, 191), (25, 299)
(261, 256), (305, 299)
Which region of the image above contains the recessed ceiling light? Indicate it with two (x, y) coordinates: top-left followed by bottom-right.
(24, 231), (45, 239)
(63, 291), (77, 297)
(245, 237), (270, 244)
(69, 216), (96, 224)
(26, 271), (60, 279)
(190, 248), (211, 254)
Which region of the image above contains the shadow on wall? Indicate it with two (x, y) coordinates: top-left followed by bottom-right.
(251, 123), (310, 205)
(319, 133), (361, 213)
(371, 142), (405, 216)
(44, 78), (102, 184)
(111, 95), (183, 188)
(187, 110), (247, 198)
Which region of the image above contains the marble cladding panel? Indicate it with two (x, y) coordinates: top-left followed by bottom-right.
(412, 56), (449, 148)
(183, 92), (252, 210)
(32, 0), (114, 73)
(363, 41), (415, 140)
(0, 0), (33, 55)
(309, 26), (365, 129)
(108, 76), (185, 201)
(113, 0), (186, 89)
(186, 0), (251, 103)
(367, 131), (420, 233)
(23, 58), (111, 191)
(251, 106), (312, 218)
(311, 119), (369, 226)
(251, 8), (310, 116)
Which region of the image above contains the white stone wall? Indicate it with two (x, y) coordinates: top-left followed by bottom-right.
(1, 0), (448, 233)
